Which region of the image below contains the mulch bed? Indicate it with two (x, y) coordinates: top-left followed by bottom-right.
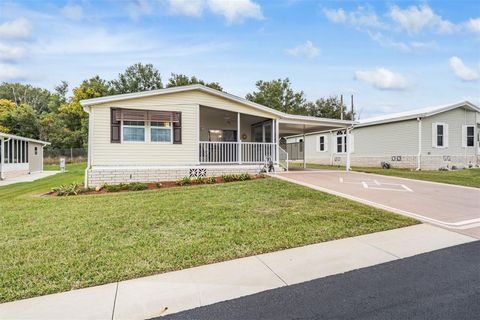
(45, 175), (267, 197)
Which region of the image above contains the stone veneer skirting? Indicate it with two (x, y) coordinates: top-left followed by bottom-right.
(86, 165), (278, 187)
(308, 154), (480, 170)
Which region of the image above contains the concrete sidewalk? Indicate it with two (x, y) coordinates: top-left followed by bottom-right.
(0, 224), (475, 320)
(0, 171), (60, 187)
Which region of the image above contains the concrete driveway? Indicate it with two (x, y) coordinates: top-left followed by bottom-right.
(274, 170), (480, 239)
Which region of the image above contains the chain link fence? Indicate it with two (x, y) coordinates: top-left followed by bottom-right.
(44, 147), (87, 164)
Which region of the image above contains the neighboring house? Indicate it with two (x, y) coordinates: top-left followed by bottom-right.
(80, 84), (353, 187)
(0, 133), (50, 180)
(286, 101), (480, 170)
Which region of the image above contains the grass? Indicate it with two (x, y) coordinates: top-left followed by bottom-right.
(288, 162), (480, 188)
(0, 163), (417, 303)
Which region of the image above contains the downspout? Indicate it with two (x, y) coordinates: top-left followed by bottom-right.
(84, 106), (93, 187)
(416, 117), (422, 171)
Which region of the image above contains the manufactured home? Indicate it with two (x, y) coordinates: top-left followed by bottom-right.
(80, 85), (353, 187)
(0, 133), (50, 180)
(287, 101), (480, 170)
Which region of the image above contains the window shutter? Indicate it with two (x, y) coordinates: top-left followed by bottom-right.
(461, 125), (467, 148)
(431, 123), (436, 148)
(324, 135), (328, 152)
(316, 136), (320, 152)
(173, 112), (182, 144)
(111, 108), (121, 143)
(444, 124), (449, 148)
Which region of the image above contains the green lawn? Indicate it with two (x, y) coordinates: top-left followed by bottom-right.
(288, 162), (480, 188)
(0, 163), (417, 303)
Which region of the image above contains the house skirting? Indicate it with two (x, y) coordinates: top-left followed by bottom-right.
(307, 155), (480, 170)
(86, 165), (278, 187)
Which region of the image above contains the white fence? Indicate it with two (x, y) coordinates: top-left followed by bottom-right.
(199, 142), (277, 164)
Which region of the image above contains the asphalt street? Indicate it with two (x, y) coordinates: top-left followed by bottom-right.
(159, 241), (480, 320)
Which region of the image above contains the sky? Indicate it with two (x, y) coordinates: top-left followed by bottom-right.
(0, 0), (479, 119)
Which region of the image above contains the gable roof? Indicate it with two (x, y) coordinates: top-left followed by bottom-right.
(79, 84), (354, 126)
(357, 101), (480, 127)
(0, 132), (50, 145)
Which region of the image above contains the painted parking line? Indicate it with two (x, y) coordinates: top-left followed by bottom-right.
(340, 177), (413, 192)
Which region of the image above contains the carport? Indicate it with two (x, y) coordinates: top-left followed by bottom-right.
(277, 116), (354, 169)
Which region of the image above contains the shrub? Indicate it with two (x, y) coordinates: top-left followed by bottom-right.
(205, 176), (217, 184)
(104, 184), (122, 192)
(51, 183), (82, 196)
(127, 182), (148, 191)
(195, 176), (206, 184)
(221, 173), (252, 182)
(155, 182), (162, 188)
(176, 177), (192, 186)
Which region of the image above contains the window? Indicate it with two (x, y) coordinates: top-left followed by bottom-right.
(151, 122), (172, 143)
(123, 121), (145, 142)
(466, 126), (474, 147)
(436, 124), (444, 147)
(319, 136), (325, 151)
(336, 131), (347, 153)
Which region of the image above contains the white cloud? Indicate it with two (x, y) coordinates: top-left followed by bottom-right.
(61, 3), (84, 21)
(466, 18), (480, 33)
(167, 0), (205, 17)
(286, 40), (320, 59)
(389, 4), (455, 34)
(368, 31), (437, 52)
(0, 42), (27, 61)
(207, 0), (264, 24)
(323, 8), (346, 24)
(127, 0), (153, 20)
(448, 56), (479, 81)
(0, 63), (26, 81)
(0, 18), (32, 39)
(323, 6), (382, 28)
(354, 68), (409, 90)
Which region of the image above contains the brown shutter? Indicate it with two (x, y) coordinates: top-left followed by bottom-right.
(111, 108), (121, 143)
(173, 112), (182, 144)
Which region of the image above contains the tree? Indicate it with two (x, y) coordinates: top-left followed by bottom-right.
(0, 104), (40, 139)
(245, 78), (307, 115)
(166, 73), (223, 91)
(0, 82), (53, 114)
(110, 63), (163, 94)
(305, 96), (355, 120)
(58, 76), (111, 148)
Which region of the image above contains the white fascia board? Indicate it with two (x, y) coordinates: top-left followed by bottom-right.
(0, 133), (51, 145)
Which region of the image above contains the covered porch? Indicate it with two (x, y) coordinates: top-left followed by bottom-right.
(198, 105), (353, 170)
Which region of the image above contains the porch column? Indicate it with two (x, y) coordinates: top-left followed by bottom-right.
(346, 128), (351, 172)
(303, 131), (306, 169)
(237, 112), (242, 164)
(275, 119), (279, 164)
(0, 137), (4, 180)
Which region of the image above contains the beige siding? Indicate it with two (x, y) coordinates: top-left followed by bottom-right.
(28, 142), (43, 172)
(91, 104), (198, 166)
(89, 90), (278, 167)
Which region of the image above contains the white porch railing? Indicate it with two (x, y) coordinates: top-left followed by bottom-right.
(199, 142), (277, 164)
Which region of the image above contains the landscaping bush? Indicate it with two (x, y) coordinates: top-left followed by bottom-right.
(221, 173), (252, 182)
(51, 183), (82, 196)
(176, 177), (192, 186)
(205, 176), (217, 184)
(127, 182), (148, 191)
(195, 176), (206, 184)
